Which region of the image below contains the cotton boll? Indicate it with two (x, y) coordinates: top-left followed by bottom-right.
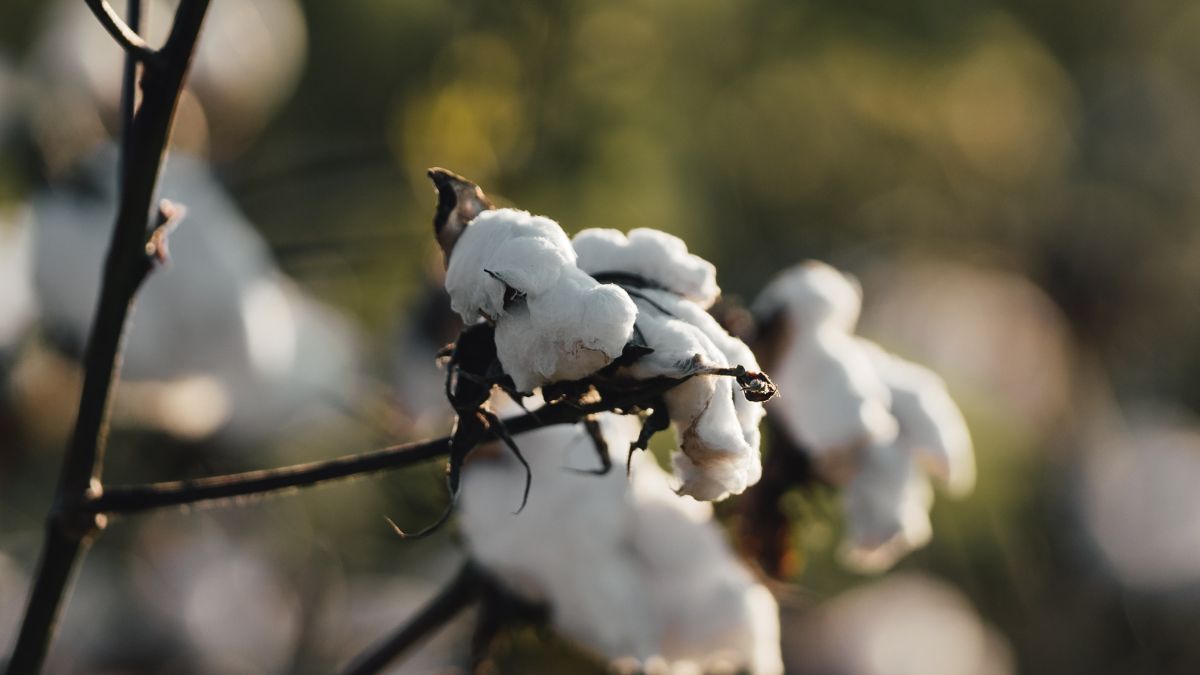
(754, 260), (864, 334)
(31, 0), (306, 158)
(840, 443), (934, 573)
(0, 208), (36, 356)
(573, 228), (720, 308)
(29, 144), (361, 444)
(628, 454), (784, 675)
(624, 289), (762, 500)
(767, 323), (898, 481)
(861, 340), (976, 496)
(460, 405), (661, 662)
(495, 268), (639, 392)
(460, 397), (782, 673)
(445, 208), (637, 392)
(444, 208), (576, 321)
(783, 574), (1014, 675)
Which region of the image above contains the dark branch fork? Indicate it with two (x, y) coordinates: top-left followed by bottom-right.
(6, 1), (210, 672)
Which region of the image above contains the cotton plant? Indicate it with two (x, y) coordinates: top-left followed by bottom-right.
(459, 396), (784, 675)
(749, 261), (975, 572)
(751, 261), (898, 484)
(428, 169), (773, 503)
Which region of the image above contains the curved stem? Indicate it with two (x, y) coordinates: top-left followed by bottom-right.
(84, 0), (159, 64)
(340, 562), (483, 675)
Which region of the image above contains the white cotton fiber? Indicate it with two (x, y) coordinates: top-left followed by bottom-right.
(753, 260), (864, 334)
(860, 340), (976, 496)
(839, 443), (934, 573)
(622, 288), (764, 501)
(459, 397), (783, 673)
(756, 263), (897, 480)
(573, 228), (721, 308)
(444, 209), (637, 392)
(759, 261), (977, 572)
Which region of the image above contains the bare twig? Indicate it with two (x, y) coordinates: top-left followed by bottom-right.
(5, 2), (209, 672)
(86, 373), (707, 516)
(84, 0), (160, 65)
(340, 562), (484, 675)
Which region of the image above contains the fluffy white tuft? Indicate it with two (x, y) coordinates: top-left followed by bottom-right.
(839, 443), (934, 573)
(860, 340), (976, 496)
(622, 288), (764, 501)
(766, 325), (897, 481)
(572, 228), (721, 308)
(761, 261), (976, 572)
(459, 397), (783, 673)
(445, 209), (637, 392)
(753, 260), (863, 333)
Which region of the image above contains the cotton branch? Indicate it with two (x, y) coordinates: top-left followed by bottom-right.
(5, 1), (209, 672)
(340, 563), (486, 675)
(84, 367), (728, 515)
(84, 0), (160, 65)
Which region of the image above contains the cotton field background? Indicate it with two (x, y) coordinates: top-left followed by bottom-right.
(3, 0), (1200, 673)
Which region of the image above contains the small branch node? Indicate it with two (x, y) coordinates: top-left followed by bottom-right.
(84, 0), (162, 66)
(144, 199), (186, 266)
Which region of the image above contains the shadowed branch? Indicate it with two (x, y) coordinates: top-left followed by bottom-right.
(5, 1), (210, 672)
(86, 369), (727, 515)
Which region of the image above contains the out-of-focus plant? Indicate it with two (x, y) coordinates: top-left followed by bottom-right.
(4, 3), (987, 674)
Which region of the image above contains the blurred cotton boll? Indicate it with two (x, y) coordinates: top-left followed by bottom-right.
(460, 397), (783, 674)
(1080, 411), (1200, 591)
(28, 0), (306, 161)
(750, 262), (975, 572)
(0, 207), (35, 359)
(783, 574), (1013, 675)
(0, 552), (32, 663)
(858, 259), (1075, 437)
(753, 262), (897, 482)
(129, 525), (302, 674)
(28, 144), (361, 444)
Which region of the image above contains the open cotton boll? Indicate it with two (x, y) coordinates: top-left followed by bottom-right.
(460, 397), (782, 673)
(494, 269), (639, 392)
(754, 263), (897, 480)
(767, 323), (898, 481)
(460, 406), (661, 662)
(573, 228), (720, 308)
(445, 209), (637, 392)
(444, 209), (577, 321)
(628, 450), (784, 675)
(623, 289), (763, 501)
(753, 260), (864, 334)
(840, 443), (934, 573)
(860, 340), (976, 496)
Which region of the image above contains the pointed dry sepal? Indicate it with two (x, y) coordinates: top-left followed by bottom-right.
(427, 167), (493, 264)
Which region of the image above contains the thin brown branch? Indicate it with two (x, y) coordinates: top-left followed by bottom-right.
(340, 562), (484, 675)
(5, 2), (210, 672)
(85, 375), (684, 515)
(84, 0), (160, 65)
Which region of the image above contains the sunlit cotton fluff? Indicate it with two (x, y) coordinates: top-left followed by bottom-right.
(444, 209), (637, 392)
(621, 287), (764, 501)
(861, 340), (975, 497)
(573, 228), (720, 308)
(783, 574), (1014, 675)
(568, 228), (763, 501)
(754, 262), (897, 481)
(459, 398), (783, 674)
(839, 341), (975, 571)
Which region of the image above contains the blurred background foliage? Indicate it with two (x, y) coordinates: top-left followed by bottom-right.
(3, 0), (1200, 673)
